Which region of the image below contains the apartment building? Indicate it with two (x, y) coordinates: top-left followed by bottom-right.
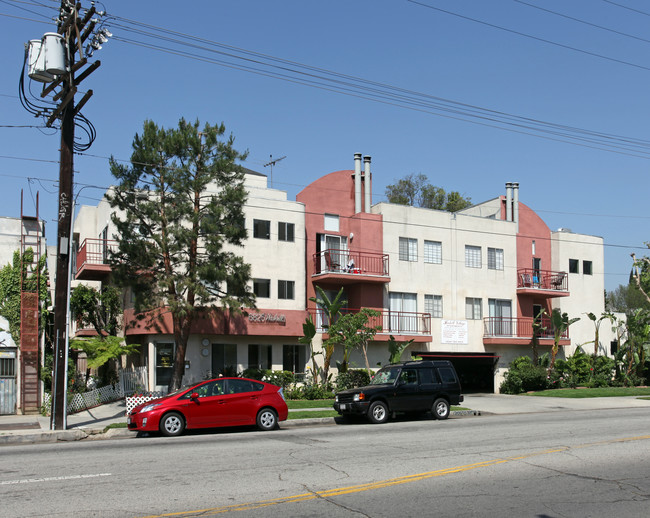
(72, 156), (613, 392)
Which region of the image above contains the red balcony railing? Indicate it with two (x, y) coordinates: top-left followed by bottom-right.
(313, 249), (389, 277)
(483, 317), (569, 339)
(76, 238), (118, 276)
(309, 307), (431, 335)
(517, 268), (568, 292)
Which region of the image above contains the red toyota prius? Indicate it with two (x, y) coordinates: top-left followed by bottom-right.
(127, 377), (289, 436)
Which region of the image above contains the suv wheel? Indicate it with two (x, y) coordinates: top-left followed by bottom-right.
(367, 401), (389, 424)
(432, 398), (450, 420)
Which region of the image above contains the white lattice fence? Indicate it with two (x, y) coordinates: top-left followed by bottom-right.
(42, 384), (123, 415)
(125, 392), (166, 414)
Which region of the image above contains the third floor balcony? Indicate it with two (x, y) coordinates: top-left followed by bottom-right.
(312, 249), (390, 285)
(517, 268), (569, 297)
(75, 238), (118, 281)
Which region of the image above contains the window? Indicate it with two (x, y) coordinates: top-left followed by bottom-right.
(465, 298), (482, 320)
(212, 343), (237, 376)
(248, 344), (272, 370)
(278, 222), (295, 242)
(389, 292), (418, 333)
(488, 299), (513, 336)
(253, 219), (270, 239)
(425, 294), (443, 318)
(465, 245), (482, 268)
(399, 237), (418, 262)
(324, 214), (339, 232)
(283, 344), (307, 377)
(424, 240), (442, 264)
(253, 278), (270, 298)
(487, 248), (504, 270)
(583, 260), (592, 275)
(569, 259), (579, 273)
(278, 280), (295, 300)
(155, 342), (174, 387)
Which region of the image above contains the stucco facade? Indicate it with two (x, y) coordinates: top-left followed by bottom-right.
(71, 156), (615, 393)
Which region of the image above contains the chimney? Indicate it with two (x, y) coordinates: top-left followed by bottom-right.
(505, 182), (513, 222)
(512, 182), (519, 231)
(354, 153), (362, 214)
(363, 155), (371, 213)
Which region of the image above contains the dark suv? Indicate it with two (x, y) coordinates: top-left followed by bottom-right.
(333, 360), (463, 424)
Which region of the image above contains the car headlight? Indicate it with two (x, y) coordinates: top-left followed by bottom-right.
(141, 403), (161, 413)
(353, 393), (365, 402)
(335, 395), (339, 403)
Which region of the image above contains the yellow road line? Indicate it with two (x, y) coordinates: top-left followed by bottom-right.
(139, 434), (650, 518)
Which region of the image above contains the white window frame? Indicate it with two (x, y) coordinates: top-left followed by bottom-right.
(424, 294), (443, 318)
(465, 245), (482, 268)
(324, 214), (339, 232)
(465, 297), (482, 320)
(424, 240), (442, 264)
(278, 280), (295, 300)
(487, 247), (504, 270)
(399, 237), (418, 262)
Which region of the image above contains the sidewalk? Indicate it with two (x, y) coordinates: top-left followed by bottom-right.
(1, 394), (648, 446)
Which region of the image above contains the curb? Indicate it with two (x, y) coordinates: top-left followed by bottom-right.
(0, 410), (481, 446)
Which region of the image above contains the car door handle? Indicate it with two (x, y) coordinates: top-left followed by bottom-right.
(250, 396), (258, 400)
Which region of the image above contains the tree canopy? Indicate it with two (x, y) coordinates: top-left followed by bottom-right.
(385, 173), (472, 212)
(106, 118), (255, 391)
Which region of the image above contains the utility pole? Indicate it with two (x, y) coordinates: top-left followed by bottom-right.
(46, 1), (104, 430)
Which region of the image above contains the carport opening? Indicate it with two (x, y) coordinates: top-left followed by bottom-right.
(414, 352), (498, 393)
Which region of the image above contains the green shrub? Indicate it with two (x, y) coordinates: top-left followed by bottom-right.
(336, 369), (371, 391)
(240, 369), (295, 388)
(500, 356), (548, 394)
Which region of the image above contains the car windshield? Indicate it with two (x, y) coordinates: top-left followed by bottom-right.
(370, 367), (400, 385)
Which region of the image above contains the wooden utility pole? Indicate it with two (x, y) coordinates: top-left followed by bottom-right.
(49, 1), (102, 429)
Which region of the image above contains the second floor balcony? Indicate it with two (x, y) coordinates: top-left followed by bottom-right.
(312, 249), (390, 285)
(517, 268), (569, 297)
(75, 238), (118, 281)
(309, 307), (431, 336)
(483, 316), (570, 345)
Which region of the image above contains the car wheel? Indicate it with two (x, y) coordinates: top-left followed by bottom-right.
(159, 412), (185, 436)
(432, 398), (450, 420)
(256, 408), (278, 431)
(367, 401), (389, 424)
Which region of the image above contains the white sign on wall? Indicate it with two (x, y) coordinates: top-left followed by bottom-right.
(441, 320), (468, 345)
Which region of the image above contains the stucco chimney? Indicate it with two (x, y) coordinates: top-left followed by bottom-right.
(505, 182), (513, 222)
(354, 153), (362, 214)
(363, 155), (371, 213)
(512, 182), (519, 231)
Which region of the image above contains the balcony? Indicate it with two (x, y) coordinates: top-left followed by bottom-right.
(517, 268), (569, 297)
(75, 238), (118, 281)
(312, 249), (390, 285)
(483, 316), (570, 346)
(309, 307), (431, 336)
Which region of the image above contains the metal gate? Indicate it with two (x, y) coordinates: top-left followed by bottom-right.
(0, 348), (17, 415)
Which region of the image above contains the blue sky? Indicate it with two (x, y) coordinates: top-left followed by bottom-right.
(2, 0), (649, 292)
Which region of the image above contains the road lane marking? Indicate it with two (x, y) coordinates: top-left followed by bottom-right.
(139, 434), (650, 517)
(0, 473), (112, 485)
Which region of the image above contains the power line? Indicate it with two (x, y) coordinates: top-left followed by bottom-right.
(514, 0), (650, 45)
(407, 0), (650, 72)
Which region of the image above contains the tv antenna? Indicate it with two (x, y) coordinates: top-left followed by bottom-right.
(263, 155), (286, 188)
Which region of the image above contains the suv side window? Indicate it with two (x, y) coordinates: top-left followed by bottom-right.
(438, 367), (457, 384)
(419, 368), (435, 384)
(400, 369), (418, 385)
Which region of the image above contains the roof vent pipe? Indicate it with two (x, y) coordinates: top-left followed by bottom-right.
(354, 153), (362, 214)
(363, 155), (371, 213)
(512, 182), (519, 231)
(505, 182), (513, 222)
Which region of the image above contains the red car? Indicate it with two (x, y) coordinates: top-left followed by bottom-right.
(127, 377), (289, 436)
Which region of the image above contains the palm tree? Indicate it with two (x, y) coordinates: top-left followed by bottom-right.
(548, 308), (580, 375)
